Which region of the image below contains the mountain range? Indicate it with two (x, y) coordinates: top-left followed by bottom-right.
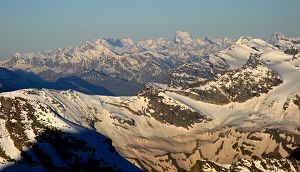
(0, 31), (233, 95)
(0, 32), (300, 171)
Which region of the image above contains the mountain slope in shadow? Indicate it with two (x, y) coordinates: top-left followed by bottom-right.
(1, 128), (142, 172)
(0, 68), (114, 95)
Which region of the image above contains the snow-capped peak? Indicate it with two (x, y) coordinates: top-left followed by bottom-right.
(121, 37), (135, 46)
(12, 51), (46, 60)
(267, 32), (300, 50)
(92, 37), (135, 49)
(269, 32), (287, 42)
(173, 31), (193, 44)
(233, 36), (252, 46)
(204, 36), (217, 45)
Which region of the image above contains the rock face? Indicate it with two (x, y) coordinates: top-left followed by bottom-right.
(191, 158), (300, 172)
(175, 55), (283, 105)
(138, 83), (211, 128)
(284, 46), (299, 56)
(168, 55), (229, 88)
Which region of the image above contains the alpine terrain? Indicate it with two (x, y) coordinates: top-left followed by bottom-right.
(0, 31), (233, 96)
(0, 32), (300, 171)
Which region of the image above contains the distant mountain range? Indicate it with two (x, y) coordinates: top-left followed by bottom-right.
(0, 31), (234, 95)
(0, 32), (300, 171)
(1, 32), (299, 96)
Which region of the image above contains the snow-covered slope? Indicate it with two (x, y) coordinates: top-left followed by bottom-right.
(0, 94), (141, 171)
(167, 35), (296, 90)
(213, 36), (278, 69)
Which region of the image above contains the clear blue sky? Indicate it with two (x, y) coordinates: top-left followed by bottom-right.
(0, 0), (300, 58)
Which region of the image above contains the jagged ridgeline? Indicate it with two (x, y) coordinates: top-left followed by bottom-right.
(0, 33), (300, 171)
(0, 31), (233, 96)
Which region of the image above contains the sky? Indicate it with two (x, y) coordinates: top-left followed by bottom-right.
(0, 0), (300, 58)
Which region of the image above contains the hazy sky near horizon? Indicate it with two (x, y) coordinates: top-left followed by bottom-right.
(0, 0), (300, 58)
